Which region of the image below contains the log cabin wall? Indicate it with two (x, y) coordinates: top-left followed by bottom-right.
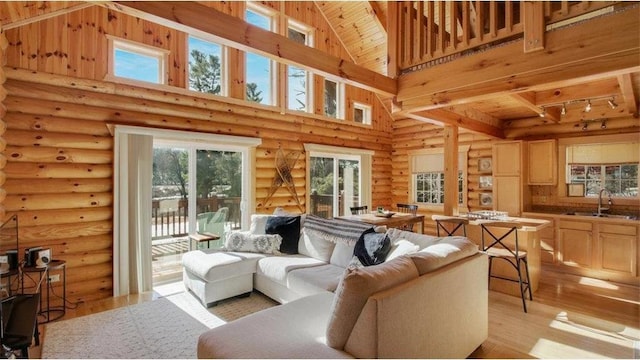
(391, 117), (495, 235)
(1, 3), (393, 303)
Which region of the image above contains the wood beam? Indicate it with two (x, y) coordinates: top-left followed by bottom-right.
(368, 1), (387, 32)
(617, 73), (638, 118)
(402, 109), (505, 139)
(2, 3), (95, 30)
(510, 92), (560, 122)
(523, 1), (545, 53)
(443, 125), (458, 216)
(387, 1), (399, 79)
(105, 1), (396, 97)
(397, 7), (640, 111)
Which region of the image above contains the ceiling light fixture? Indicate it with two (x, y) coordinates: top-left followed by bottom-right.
(582, 122), (588, 131)
(539, 107), (546, 118)
(561, 103), (567, 116)
(584, 100), (592, 113)
(601, 120), (607, 129)
(607, 97), (618, 109)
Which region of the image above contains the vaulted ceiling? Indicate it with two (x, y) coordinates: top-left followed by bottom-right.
(1, 1), (638, 139)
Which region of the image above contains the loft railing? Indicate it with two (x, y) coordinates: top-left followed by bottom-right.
(392, 1), (620, 72)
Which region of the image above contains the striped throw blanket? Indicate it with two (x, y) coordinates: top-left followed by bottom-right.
(303, 214), (373, 245)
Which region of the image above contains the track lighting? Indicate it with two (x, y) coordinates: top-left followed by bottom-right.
(539, 107), (546, 118)
(601, 120), (607, 129)
(582, 122), (588, 131)
(607, 97), (618, 109)
(561, 103), (567, 116)
(584, 100), (592, 113)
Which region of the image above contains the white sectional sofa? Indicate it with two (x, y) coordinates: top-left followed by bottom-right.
(185, 213), (489, 358)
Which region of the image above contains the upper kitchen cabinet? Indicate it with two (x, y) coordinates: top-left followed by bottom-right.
(493, 141), (522, 176)
(528, 140), (557, 185)
(493, 141), (528, 217)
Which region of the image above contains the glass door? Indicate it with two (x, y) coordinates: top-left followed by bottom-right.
(309, 155), (361, 218)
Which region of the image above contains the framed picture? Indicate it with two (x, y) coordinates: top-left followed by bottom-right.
(479, 176), (493, 189)
(478, 158), (492, 173)
(567, 183), (585, 197)
(479, 193), (493, 207)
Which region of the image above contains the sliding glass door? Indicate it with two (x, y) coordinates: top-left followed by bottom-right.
(309, 154), (361, 218)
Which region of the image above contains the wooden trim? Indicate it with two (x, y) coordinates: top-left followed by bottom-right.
(617, 73), (638, 118)
(2, 3), (95, 30)
(368, 1), (387, 32)
(523, 1), (545, 53)
(104, 1), (397, 97)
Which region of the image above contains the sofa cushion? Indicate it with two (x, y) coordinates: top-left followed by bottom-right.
(265, 215), (301, 254)
(353, 228), (391, 266)
(249, 214), (271, 234)
(408, 236), (479, 275)
(224, 231), (282, 254)
(385, 227), (441, 250)
(287, 264), (345, 296)
(256, 255), (326, 286)
(326, 256), (419, 350)
(329, 242), (356, 268)
(182, 250), (264, 282)
(299, 228), (336, 262)
(386, 239), (420, 261)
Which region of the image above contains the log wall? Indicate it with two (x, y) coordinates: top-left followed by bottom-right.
(0, 23), (7, 221)
(391, 117), (496, 235)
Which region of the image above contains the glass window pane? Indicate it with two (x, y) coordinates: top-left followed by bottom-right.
(115, 49), (160, 83)
(287, 66), (307, 111)
(324, 79), (337, 118)
(310, 157), (334, 218)
(288, 28), (306, 45)
(188, 37), (222, 95)
(246, 52), (271, 105)
(246, 9), (271, 30)
(339, 159), (360, 217)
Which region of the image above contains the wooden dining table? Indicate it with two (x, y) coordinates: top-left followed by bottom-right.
(337, 212), (425, 233)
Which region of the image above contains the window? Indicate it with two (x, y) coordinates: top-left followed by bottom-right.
(324, 79), (344, 119)
(568, 164), (638, 197)
(564, 140), (639, 198)
(107, 36), (168, 84)
(353, 102), (372, 125)
(287, 21), (312, 112)
(246, 5), (275, 105)
(409, 147), (469, 208)
(305, 144), (373, 218)
(188, 36), (224, 95)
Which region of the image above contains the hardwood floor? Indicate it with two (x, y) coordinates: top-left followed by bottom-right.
(29, 267), (639, 359)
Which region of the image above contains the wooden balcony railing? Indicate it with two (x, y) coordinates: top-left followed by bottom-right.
(392, 1), (620, 73)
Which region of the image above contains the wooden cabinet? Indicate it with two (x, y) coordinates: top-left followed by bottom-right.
(557, 220), (593, 268)
(596, 223), (637, 277)
(528, 139), (557, 185)
(493, 141), (527, 216)
(527, 214), (556, 264)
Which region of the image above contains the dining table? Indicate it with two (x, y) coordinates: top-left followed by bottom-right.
(337, 212), (425, 233)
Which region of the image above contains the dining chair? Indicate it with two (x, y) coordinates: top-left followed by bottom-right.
(350, 205), (368, 215)
(435, 217), (468, 237)
(480, 222), (532, 313)
(396, 203), (418, 231)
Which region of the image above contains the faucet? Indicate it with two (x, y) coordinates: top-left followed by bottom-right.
(597, 188), (612, 215)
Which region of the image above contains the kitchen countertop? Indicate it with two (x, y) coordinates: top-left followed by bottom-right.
(522, 211), (639, 223)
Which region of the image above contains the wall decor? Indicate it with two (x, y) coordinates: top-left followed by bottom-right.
(479, 193), (493, 207)
(478, 157), (492, 173)
(263, 148), (303, 211)
(479, 176), (493, 189)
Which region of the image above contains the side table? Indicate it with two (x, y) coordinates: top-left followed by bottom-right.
(188, 232), (220, 251)
(22, 260), (66, 323)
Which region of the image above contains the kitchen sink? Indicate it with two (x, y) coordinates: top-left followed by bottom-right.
(563, 212), (638, 220)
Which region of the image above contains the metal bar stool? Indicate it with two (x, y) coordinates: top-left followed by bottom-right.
(396, 204), (418, 232)
(435, 217), (468, 237)
(480, 222), (532, 313)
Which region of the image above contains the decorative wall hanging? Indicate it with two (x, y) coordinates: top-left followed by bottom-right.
(263, 148), (304, 211)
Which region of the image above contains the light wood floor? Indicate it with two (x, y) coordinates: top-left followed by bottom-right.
(29, 267), (639, 359)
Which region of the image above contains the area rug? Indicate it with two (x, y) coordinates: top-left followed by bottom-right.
(41, 290), (278, 359)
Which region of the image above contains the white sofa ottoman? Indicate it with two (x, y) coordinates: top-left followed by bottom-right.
(182, 250), (265, 307)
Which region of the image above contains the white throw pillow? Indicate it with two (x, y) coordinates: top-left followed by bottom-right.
(298, 228), (335, 262)
(385, 239), (419, 261)
(224, 231), (282, 254)
(329, 241), (356, 268)
(249, 214), (271, 235)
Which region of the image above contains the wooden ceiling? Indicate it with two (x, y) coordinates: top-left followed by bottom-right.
(1, 1), (638, 140)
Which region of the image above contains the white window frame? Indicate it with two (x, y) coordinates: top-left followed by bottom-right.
(304, 143), (373, 217)
(324, 79), (345, 120)
(408, 146), (470, 210)
(353, 102), (372, 125)
(286, 20), (314, 113)
(106, 35), (169, 85)
(186, 35), (227, 96)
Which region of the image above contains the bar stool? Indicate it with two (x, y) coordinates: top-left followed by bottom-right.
(396, 204), (418, 231)
(350, 205), (368, 215)
(435, 217), (468, 237)
(480, 222), (532, 313)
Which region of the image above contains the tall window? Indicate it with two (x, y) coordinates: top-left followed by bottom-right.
(324, 79), (344, 119)
(409, 147), (469, 208)
(108, 36), (168, 84)
(305, 144), (373, 218)
(188, 36), (223, 95)
(287, 21), (312, 112)
(246, 5), (275, 105)
(353, 102), (372, 125)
